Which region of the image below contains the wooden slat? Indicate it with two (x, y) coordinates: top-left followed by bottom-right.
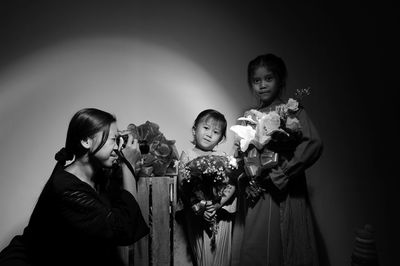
(173, 178), (194, 266)
(117, 246), (129, 266)
(151, 177), (174, 266)
(133, 177), (151, 266)
(170, 177), (177, 266)
(171, 177), (177, 266)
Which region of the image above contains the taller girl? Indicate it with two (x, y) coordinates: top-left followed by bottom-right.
(231, 53), (323, 266)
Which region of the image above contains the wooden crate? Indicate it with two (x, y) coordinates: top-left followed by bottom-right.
(119, 176), (177, 266)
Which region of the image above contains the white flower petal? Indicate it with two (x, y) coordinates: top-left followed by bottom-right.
(238, 117), (257, 124)
(258, 135), (272, 145)
(240, 139), (251, 152)
(230, 125), (256, 140)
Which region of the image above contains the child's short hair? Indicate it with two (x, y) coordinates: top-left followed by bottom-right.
(192, 109), (227, 143)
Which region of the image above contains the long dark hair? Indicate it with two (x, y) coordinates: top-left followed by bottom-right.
(247, 53), (288, 97)
(55, 108), (116, 166)
(192, 109), (227, 144)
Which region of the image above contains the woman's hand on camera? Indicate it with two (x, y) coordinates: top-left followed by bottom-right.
(120, 133), (141, 166)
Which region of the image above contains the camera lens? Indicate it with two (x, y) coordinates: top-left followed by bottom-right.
(139, 140), (149, 154)
(117, 135), (149, 154)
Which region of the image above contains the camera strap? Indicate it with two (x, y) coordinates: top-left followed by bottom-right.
(115, 150), (139, 190)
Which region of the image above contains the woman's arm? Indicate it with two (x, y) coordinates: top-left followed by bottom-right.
(120, 136), (142, 198)
(121, 164), (137, 198)
(57, 180), (148, 245)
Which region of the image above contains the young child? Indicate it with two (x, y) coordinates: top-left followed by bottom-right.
(178, 109), (236, 266)
(231, 54), (323, 266)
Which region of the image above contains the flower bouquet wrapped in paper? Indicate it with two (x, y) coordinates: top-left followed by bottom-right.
(122, 121), (179, 177)
(230, 89), (310, 203)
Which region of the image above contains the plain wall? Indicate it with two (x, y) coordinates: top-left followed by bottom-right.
(0, 1), (393, 265)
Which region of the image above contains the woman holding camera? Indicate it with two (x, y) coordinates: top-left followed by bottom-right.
(0, 108), (149, 266)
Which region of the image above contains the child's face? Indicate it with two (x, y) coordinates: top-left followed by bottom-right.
(193, 117), (223, 151)
(251, 66), (279, 104)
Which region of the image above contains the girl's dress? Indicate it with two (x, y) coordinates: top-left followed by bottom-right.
(231, 99), (323, 266)
(0, 165), (149, 266)
(179, 147), (236, 266)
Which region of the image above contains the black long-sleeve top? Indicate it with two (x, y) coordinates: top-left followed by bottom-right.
(0, 166), (149, 266)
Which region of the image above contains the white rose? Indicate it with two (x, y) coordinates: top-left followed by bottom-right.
(285, 116), (301, 131)
(259, 111), (281, 134)
(286, 98), (299, 112)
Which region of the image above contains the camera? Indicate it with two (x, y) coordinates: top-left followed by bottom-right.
(116, 134), (150, 154)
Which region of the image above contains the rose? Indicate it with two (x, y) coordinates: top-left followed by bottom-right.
(231, 98), (302, 153)
(239, 109), (265, 125)
(259, 111), (281, 134)
(151, 141), (172, 158)
(285, 116), (301, 131)
(286, 98), (299, 112)
(243, 109), (265, 123)
(125, 121), (178, 177)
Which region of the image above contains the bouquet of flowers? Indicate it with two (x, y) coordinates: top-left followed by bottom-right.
(123, 121), (179, 177)
(230, 88), (310, 204)
(180, 154), (238, 248)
